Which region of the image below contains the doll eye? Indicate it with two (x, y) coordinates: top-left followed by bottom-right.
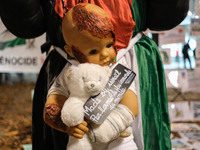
(89, 49), (98, 55)
(106, 42), (113, 48)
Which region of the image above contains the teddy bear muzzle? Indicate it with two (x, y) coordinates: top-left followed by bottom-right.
(84, 81), (102, 96)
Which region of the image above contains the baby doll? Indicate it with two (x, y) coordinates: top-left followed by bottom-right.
(45, 3), (138, 150)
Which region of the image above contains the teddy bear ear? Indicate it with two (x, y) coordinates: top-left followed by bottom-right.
(66, 66), (74, 78)
(66, 65), (78, 78)
(103, 66), (110, 74)
(66, 69), (72, 79)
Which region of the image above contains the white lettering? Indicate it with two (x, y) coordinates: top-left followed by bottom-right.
(84, 98), (101, 115)
(90, 113), (101, 123)
(119, 69), (131, 84)
(108, 69), (121, 87)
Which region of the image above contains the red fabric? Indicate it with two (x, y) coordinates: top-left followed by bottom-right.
(55, 0), (135, 51)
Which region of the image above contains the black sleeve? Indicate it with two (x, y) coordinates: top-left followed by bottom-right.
(0, 0), (47, 39)
(147, 0), (189, 31)
(32, 50), (68, 150)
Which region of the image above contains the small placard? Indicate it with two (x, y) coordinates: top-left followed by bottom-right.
(84, 63), (136, 124)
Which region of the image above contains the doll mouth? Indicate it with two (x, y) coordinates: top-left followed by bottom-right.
(102, 61), (110, 66)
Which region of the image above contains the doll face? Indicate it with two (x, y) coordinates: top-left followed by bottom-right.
(62, 3), (117, 66)
(65, 32), (116, 66)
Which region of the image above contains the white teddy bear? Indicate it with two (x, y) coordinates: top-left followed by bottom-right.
(61, 63), (110, 150)
(61, 63), (135, 150)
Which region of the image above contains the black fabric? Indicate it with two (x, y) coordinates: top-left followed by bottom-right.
(0, 0), (66, 49)
(46, 5), (66, 50)
(147, 0), (189, 31)
(41, 41), (52, 54)
(32, 50), (69, 150)
(0, 0), (47, 39)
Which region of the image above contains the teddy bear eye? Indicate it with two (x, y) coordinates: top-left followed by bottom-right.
(99, 77), (101, 81)
(82, 77), (85, 82)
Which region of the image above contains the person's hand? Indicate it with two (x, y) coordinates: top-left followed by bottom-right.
(67, 120), (89, 138)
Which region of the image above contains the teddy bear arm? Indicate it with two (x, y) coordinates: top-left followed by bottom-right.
(61, 97), (85, 126)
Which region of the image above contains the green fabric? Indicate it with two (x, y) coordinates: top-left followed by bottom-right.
(134, 35), (171, 150)
(130, 0), (171, 149)
(0, 38), (26, 50)
(130, 0), (147, 36)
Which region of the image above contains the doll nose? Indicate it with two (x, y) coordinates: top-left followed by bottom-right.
(100, 48), (109, 60)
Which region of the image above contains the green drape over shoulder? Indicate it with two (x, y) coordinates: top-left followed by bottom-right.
(130, 0), (172, 149)
(134, 36), (171, 150)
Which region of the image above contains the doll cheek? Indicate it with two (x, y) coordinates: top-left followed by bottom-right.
(71, 45), (88, 63)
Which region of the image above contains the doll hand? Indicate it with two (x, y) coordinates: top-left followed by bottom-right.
(67, 121), (89, 139)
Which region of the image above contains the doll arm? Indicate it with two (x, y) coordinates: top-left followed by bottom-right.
(44, 94), (89, 139)
(88, 90), (138, 143)
(119, 89), (138, 118)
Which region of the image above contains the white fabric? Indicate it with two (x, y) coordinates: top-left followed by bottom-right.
(118, 36), (144, 150)
(88, 104), (135, 143)
(92, 134), (137, 150)
(47, 63), (71, 98)
(108, 134), (138, 150)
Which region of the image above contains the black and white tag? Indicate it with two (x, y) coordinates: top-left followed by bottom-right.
(84, 63), (136, 124)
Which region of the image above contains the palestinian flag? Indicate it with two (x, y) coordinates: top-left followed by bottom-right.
(0, 37), (26, 50)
